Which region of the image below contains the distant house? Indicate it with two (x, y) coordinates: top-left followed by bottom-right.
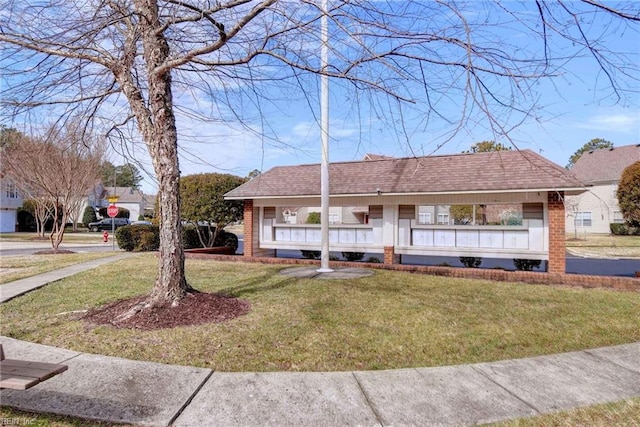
(0, 175), (22, 232)
(566, 144), (640, 234)
(226, 150), (585, 273)
(102, 187), (148, 220)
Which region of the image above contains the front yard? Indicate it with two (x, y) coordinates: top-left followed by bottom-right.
(1, 255), (638, 372)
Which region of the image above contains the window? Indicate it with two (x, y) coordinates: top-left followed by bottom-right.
(574, 211), (592, 227)
(5, 182), (17, 199)
(612, 211), (624, 224)
(328, 212), (339, 224)
(436, 213), (450, 225)
(418, 212), (432, 224)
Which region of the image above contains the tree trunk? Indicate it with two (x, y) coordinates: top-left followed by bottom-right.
(132, 0), (191, 307)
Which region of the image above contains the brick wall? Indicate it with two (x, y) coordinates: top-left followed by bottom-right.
(185, 252), (640, 292)
(243, 200), (255, 257)
(242, 200), (276, 258)
(383, 246), (395, 264)
(548, 191), (566, 274)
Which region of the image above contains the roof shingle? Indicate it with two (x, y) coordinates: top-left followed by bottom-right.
(226, 150), (584, 199)
(569, 144), (640, 184)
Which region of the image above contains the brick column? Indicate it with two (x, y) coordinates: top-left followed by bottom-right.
(548, 191), (566, 274)
(384, 246), (400, 264)
(243, 200), (255, 257)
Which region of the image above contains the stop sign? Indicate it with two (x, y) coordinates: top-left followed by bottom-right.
(107, 204), (118, 218)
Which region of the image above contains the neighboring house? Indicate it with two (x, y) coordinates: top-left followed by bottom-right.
(566, 144), (640, 234)
(226, 150), (586, 274)
(0, 175), (23, 232)
(102, 187), (148, 220)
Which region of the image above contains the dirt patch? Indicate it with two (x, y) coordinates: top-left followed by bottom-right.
(82, 292), (250, 331)
(33, 249), (76, 255)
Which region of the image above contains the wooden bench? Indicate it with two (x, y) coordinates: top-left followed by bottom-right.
(0, 344), (68, 390)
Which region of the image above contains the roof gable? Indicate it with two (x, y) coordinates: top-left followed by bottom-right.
(570, 144), (640, 184)
(226, 150), (583, 199)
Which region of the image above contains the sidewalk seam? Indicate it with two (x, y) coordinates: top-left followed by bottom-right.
(167, 369), (214, 426)
(583, 349), (640, 375)
(470, 364), (542, 415)
(351, 371), (385, 427)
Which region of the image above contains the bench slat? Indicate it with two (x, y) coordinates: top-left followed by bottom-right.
(0, 373), (41, 390)
(0, 359), (68, 390)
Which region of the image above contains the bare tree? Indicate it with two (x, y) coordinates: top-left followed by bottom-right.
(1, 1), (638, 311)
(2, 123), (105, 250)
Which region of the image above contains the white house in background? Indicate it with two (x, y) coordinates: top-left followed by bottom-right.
(0, 175), (22, 232)
(566, 144), (640, 235)
(101, 186), (148, 221)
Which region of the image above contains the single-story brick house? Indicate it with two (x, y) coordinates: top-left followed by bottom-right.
(225, 150), (586, 274)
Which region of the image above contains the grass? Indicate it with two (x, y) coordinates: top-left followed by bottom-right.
(490, 397), (640, 426)
(0, 231), (103, 244)
(0, 406), (130, 426)
(0, 253), (118, 285)
(2, 398), (638, 427)
(566, 233), (640, 258)
(1, 255), (638, 372)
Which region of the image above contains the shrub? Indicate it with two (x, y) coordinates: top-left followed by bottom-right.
(341, 252), (365, 262)
(459, 256), (482, 268)
(115, 224), (160, 252)
(82, 206), (97, 227)
(301, 250), (321, 259)
(513, 259), (542, 271)
(366, 257), (381, 263)
(182, 225), (238, 251)
(306, 212), (321, 224)
(610, 223), (640, 235)
(116, 224), (236, 252)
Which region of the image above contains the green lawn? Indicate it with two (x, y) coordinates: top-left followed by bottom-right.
(3, 398), (638, 427)
(1, 255), (638, 372)
(566, 233), (640, 258)
(0, 253), (118, 285)
(490, 397), (640, 426)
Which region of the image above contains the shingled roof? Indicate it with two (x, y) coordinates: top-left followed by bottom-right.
(225, 149), (584, 199)
(569, 144), (640, 184)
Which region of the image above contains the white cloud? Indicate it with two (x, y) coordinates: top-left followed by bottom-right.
(576, 112), (640, 133)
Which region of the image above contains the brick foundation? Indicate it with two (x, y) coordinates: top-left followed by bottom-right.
(548, 191), (566, 274)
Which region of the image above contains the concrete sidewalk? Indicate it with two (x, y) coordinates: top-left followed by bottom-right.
(0, 253), (137, 303)
(1, 337), (638, 426)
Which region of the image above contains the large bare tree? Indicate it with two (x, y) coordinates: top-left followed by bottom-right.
(1, 1), (638, 310)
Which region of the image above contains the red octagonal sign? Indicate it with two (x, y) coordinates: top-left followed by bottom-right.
(107, 204), (118, 218)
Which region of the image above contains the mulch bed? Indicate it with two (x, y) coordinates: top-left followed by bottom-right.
(82, 292), (251, 331)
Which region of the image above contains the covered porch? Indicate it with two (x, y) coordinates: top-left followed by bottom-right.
(225, 150), (584, 274)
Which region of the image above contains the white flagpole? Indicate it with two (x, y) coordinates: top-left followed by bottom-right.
(317, 0), (333, 273)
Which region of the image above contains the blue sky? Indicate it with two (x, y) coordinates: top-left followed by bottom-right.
(2, 1), (637, 196)
(121, 2), (639, 196)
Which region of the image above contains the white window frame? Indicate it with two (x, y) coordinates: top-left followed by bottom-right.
(574, 211), (592, 227)
(418, 212), (432, 225)
(612, 211), (624, 224)
(436, 213), (450, 225)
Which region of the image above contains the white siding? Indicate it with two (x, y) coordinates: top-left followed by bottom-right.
(565, 183), (619, 234)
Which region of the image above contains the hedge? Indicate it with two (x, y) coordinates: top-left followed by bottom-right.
(116, 224), (238, 252)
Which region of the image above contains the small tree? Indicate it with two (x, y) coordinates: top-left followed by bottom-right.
(617, 161), (640, 228)
(566, 138), (613, 169)
(180, 173), (246, 248)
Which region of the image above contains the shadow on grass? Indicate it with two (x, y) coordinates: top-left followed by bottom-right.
(216, 270), (299, 298)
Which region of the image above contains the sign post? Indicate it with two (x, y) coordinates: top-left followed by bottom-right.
(106, 197), (119, 251)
